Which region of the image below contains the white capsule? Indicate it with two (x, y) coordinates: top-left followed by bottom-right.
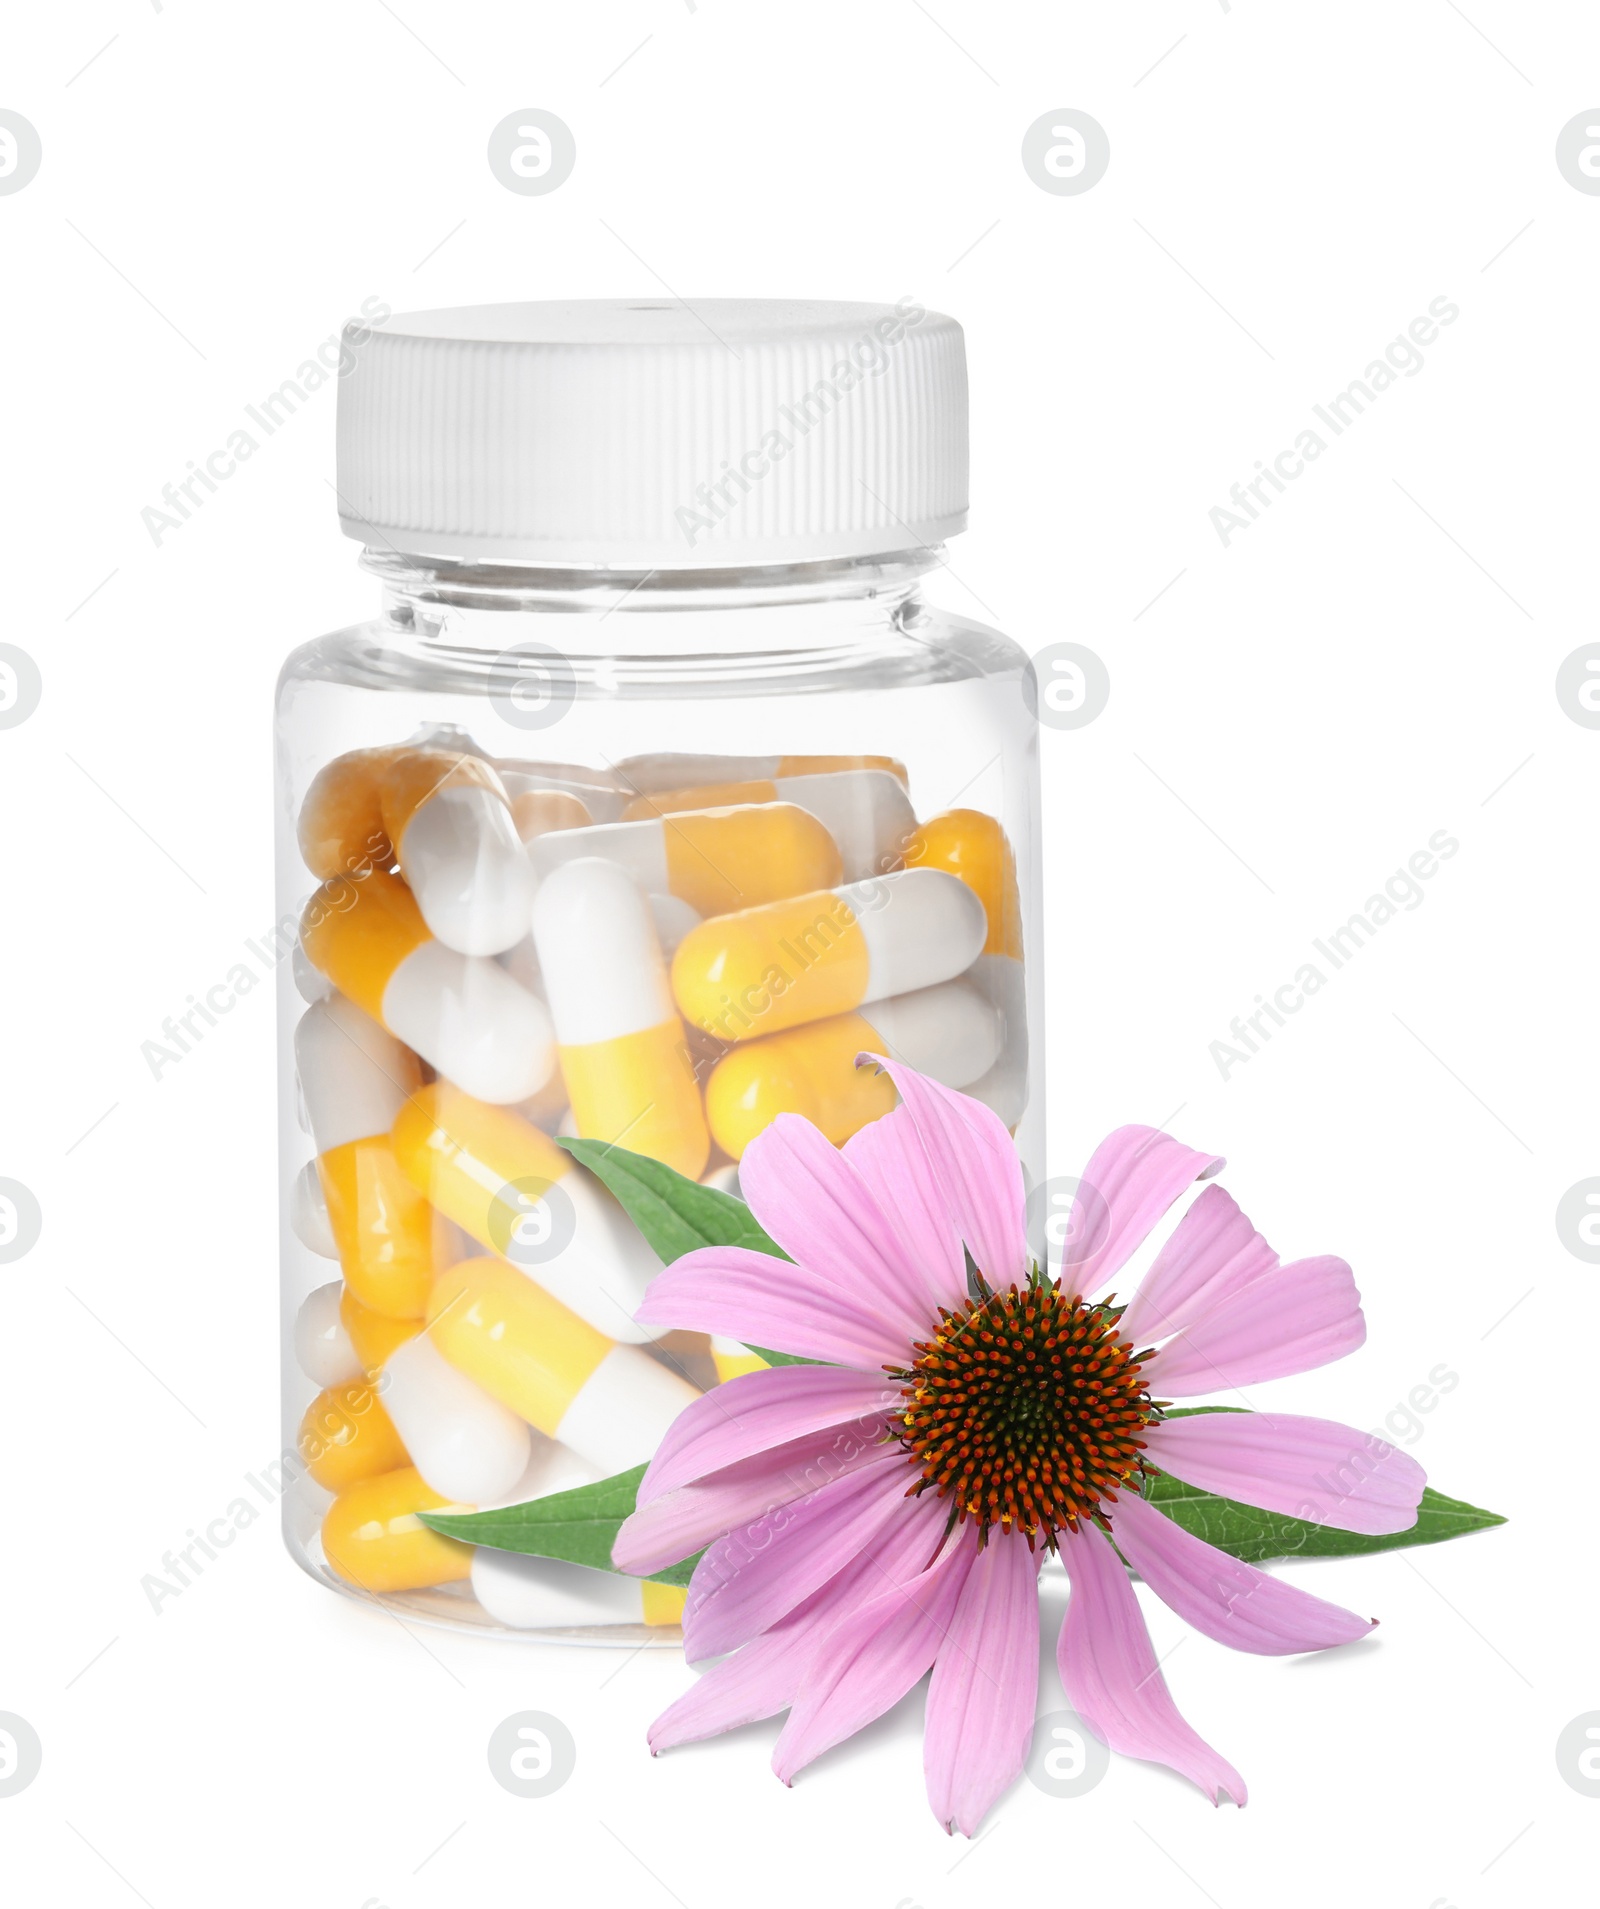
(381, 1333), (532, 1504)
(293, 1281), (363, 1388)
(866, 977), (1002, 1088)
(394, 781), (535, 957)
(531, 857), (674, 1046)
(382, 942), (555, 1105)
(962, 952), (1030, 1128)
(850, 868), (989, 1001)
(290, 1161), (338, 1258)
(471, 1550), (670, 1629)
(295, 995), (418, 1153)
(559, 1347), (703, 1475)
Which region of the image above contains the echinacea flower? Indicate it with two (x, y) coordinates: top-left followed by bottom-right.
(613, 1061), (1426, 1832)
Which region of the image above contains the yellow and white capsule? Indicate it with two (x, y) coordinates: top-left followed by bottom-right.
(528, 803), (842, 921)
(300, 868), (555, 1105)
(907, 809), (1029, 1124)
(378, 747), (535, 957)
(530, 857), (710, 1181)
(379, 1331), (532, 1505)
(702, 977), (1002, 1158)
(617, 751), (907, 794)
(321, 1465), (472, 1593)
(622, 770), (916, 883)
(472, 1551), (688, 1629)
(671, 868), (987, 1046)
(427, 1258), (700, 1475)
(296, 745), (402, 881)
(391, 1083), (665, 1344)
(295, 994), (442, 1319)
(339, 1289), (421, 1375)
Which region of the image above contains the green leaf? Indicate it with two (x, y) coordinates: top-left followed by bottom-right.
(1145, 1476), (1506, 1564)
(556, 1135), (816, 1367)
(419, 1464), (705, 1588)
(1147, 1412), (1506, 1561)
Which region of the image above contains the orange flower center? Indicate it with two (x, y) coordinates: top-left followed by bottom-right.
(889, 1276), (1156, 1546)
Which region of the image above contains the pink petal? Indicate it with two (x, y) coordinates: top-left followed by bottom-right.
(843, 1105), (968, 1313)
(682, 1450), (919, 1662)
(1110, 1492), (1375, 1655)
(1148, 1257), (1366, 1396)
(635, 1245), (908, 1368)
(1065, 1127), (1225, 1297)
(639, 1364), (899, 1505)
(923, 1536), (1042, 1835)
(858, 1058), (1027, 1284)
(1143, 1412), (1427, 1536)
(615, 1417), (893, 1578)
(739, 1114), (942, 1345)
(650, 1497), (955, 1752)
(1058, 1523), (1246, 1805)
(772, 1524), (979, 1784)
(1120, 1184), (1278, 1345)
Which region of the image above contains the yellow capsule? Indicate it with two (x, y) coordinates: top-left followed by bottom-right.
(905, 809), (1023, 959)
(298, 1380), (409, 1492)
(296, 746), (402, 881)
(671, 869), (987, 1045)
(427, 1259), (699, 1475)
(700, 976), (1003, 1158)
(618, 770), (916, 884)
(317, 1138), (438, 1318)
(297, 994), (439, 1320)
(528, 802), (842, 919)
(426, 1258), (612, 1437)
(704, 1012), (894, 1155)
(321, 1466), (473, 1593)
(558, 1024), (709, 1181)
(339, 1289), (422, 1374)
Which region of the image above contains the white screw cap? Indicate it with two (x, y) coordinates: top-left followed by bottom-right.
(336, 298), (968, 568)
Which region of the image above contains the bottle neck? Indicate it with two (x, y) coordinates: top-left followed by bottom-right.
(363, 547), (943, 657)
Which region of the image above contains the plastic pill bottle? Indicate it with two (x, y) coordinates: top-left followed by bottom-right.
(275, 299), (1045, 1638)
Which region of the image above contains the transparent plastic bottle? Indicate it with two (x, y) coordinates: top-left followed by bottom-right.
(276, 301), (1045, 1639)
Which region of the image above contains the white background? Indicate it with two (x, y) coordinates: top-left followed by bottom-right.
(1, 4), (1594, 1905)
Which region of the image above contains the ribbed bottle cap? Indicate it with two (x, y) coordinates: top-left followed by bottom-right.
(335, 298), (967, 569)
